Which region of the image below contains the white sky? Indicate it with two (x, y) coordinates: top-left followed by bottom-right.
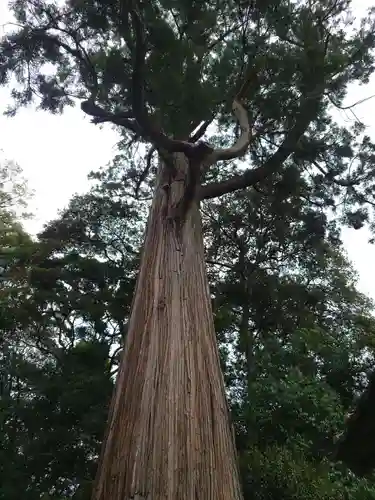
(1, 1), (375, 299)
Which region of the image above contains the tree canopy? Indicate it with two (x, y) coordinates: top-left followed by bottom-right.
(2, 0), (375, 214)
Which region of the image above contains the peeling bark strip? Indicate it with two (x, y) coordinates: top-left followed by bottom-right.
(92, 153), (243, 500)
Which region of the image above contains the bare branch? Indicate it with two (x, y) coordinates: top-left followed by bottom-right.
(80, 100), (141, 134)
(328, 92), (375, 111)
(199, 88), (324, 200)
(205, 98), (252, 165)
(189, 118), (214, 143)
(201, 68), (260, 166)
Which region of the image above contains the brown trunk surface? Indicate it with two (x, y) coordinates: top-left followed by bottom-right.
(92, 153), (243, 500)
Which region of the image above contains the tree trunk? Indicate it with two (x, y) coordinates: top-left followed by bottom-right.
(92, 153), (243, 500)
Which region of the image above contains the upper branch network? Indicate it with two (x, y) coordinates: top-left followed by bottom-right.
(80, 1), (254, 164)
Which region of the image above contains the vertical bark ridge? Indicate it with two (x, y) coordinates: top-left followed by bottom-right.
(92, 153), (243, 500)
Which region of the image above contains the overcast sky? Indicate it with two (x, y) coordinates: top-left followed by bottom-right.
(1, 1), (375, 300)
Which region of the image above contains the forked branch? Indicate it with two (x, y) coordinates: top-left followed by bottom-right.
(78, 2), (196, 156)
(81, 4), (256, 165)
(80, 2), (256, 163)
(128, 4), (198, 156)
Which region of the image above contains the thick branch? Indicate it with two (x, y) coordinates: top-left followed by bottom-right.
(80, 100), (141, 134)
(205, 99), (252, 164)
(128, 6), (197, 156)
(79, 4), (254, 162)
(199, 89), (324, 200)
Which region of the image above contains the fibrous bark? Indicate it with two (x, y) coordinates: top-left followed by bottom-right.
(92, 153), (243, 500)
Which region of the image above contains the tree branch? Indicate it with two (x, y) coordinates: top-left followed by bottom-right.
(80, 100), (142, 134)
(205, 98), (252, 165)
(134, 146), (156, 198)
(311, 159), (368, 187)
(206, 259), (234, 270)
(189, 118), (214, 142)
(199, 88), (324, 200)
(32, 28), (98, 95)
(327, 92), (375, 111)
(128, 5), (198, 156)
(77, 3), (255, 164)
(201, 70), (260, 166)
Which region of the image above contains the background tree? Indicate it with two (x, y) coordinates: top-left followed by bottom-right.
(2, 0), (375, 499)
(0, 169), (136, 500)
(1, 152), (375, 498)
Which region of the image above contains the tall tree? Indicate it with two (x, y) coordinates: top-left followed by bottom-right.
(2, 1), (375, 498)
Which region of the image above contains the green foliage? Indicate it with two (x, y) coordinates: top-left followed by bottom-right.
(2, 164), (375, 498)
(0, 341), (113, 500)
(2, 0), (375, 235)
(241, 444), (375, 500)
(242, 445), (340, 500)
